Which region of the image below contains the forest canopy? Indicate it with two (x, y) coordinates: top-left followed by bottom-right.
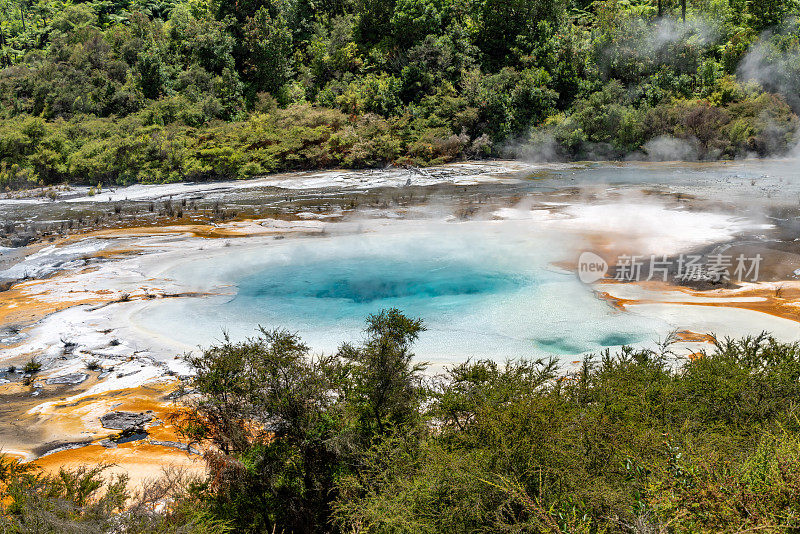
(1, 0), (800, 187)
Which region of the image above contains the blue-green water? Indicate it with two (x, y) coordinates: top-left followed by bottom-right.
(236, 258), (527, 304)
(134, 223), (664, 364)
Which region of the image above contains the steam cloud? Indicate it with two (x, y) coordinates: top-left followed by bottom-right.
(513, 17), (800, 162)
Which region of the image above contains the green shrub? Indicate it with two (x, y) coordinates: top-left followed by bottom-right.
(23, 359), (41, 374)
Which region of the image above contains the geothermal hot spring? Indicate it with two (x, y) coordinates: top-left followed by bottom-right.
(4, 160), (800, 372)
(130, 220), (662, 362)
(109, 158), (800, 367)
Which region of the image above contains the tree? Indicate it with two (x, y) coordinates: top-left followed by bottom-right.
(0, 20), (9, 67)
(137, 45), (167, 99)
(179, 310), (427, 532)
(180, 327), (341, 532)
(390, 0), (449, 48)
(337, 308), (427, 437)
(747, 0), (788, 30)
(241, 4), (293, 99)
(474, 0), (564, 70)
(355, 0), (396, 44)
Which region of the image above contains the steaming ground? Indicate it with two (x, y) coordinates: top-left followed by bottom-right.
(2, 159), (800, 468)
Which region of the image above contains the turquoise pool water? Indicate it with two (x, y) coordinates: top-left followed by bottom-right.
(133, 221), (666, 365)
(235, 257), (527, 307)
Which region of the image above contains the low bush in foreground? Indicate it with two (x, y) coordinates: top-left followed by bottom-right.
(4, 313), (800, 533)
(0, 460), (227, 533)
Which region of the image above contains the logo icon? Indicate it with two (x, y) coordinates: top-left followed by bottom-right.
(577, 251), (608, 284)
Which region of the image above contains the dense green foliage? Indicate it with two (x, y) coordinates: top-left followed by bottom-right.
(181, 314), (800, 532)
(2, 0), (800, 188)
(178, 309), (427, 533)
(5, 312), (800, 531)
